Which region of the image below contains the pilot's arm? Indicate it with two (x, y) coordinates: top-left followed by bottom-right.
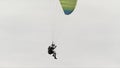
(54, 45), (57, 48)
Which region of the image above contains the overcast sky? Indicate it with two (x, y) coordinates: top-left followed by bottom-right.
(0, 0), (120, 68)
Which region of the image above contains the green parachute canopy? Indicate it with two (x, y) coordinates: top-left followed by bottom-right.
(59, 0), (77, 15)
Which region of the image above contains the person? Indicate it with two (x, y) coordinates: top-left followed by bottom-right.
(48, 42), (57, 59)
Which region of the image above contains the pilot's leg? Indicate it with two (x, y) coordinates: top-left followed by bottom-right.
(52, 51), (57, 59)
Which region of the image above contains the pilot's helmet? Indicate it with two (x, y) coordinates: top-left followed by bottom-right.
(52, 43), (55, 46)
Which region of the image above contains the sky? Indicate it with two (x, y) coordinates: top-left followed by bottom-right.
(0, 0), (120, 68)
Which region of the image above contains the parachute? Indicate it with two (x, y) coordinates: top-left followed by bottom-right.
(59, 0), (77, 15)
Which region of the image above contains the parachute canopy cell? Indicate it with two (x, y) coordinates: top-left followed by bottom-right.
(59, 0), (77, 15)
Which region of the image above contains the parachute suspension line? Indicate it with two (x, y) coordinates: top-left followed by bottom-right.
(51, 0), (78, 43)
(51, 19), (56, 43)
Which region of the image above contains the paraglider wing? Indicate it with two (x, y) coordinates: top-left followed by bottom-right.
(59, 0), (77, 15)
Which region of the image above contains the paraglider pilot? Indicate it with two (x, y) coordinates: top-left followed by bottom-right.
(48, 42), (57, 59)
